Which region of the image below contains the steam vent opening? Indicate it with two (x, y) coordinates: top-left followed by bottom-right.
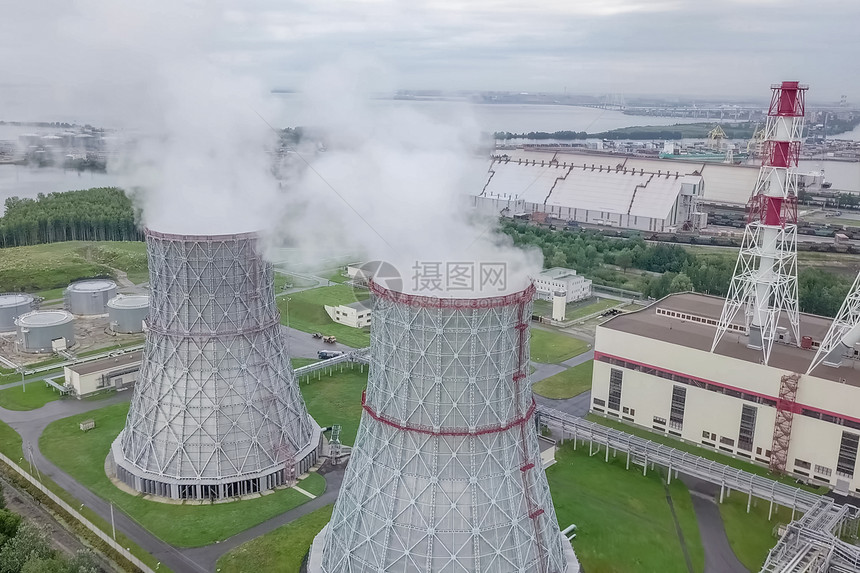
(309, 280), (580, 572)
(111, 229), (321, 501)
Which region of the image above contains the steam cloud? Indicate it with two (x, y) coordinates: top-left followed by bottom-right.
(1, 2), (542, 294)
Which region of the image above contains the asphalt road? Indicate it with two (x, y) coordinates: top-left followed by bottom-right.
(681, 476), (749, 573)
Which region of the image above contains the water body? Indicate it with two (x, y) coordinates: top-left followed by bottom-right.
(0, 166), (124, 213)
(1, 98), (857, 207)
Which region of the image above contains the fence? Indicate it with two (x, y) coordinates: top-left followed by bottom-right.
(0, 451), (155, 573)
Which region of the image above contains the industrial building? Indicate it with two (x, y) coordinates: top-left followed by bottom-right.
(15, 310), (75, 353)
(534, 267), (592, 302)
(112, 230), (321, 501)
(65, 279), (117, 315)
(64, 351), (141, 398)
(0, 293), (36, 333)
(311, 282), (579, 573)
(592, 292), (860, 494)
(324, 301), (371, 328)
(107, 295), (149, 334)
(475, 155), (706, 232)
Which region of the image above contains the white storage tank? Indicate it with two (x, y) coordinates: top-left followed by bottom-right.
(15, 310), (76, 353)
(0, 293), (36, 333)
(107, 295), (149, 334)
(65, 279), (118, 315)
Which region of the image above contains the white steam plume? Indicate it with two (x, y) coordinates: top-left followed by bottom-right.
(279, 60), (543, 296)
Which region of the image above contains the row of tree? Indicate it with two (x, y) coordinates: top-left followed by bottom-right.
(498, 220), (854, 317)
(0, 188), (142, 248)
(0, 484), (100, 573)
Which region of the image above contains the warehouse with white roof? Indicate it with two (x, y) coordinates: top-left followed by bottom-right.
(476, 154), (705, 232)
(475, 150), (762, 231)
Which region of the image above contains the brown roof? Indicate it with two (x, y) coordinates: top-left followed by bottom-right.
(600, 292), (860, 386)
(66, 350), (142, 376)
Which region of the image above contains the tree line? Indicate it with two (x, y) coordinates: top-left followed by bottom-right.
(499, 220), (853, 317)
(0, 483), (100, 572)
(0, 188), (142, 248)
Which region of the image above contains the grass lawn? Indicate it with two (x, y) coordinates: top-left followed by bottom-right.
(718, 494), (789, 571)
(291, 358), (320, 369)
(533, 361), (593, 399)
(278, 285), (370, 348)
(586, 414), (820, 492)
(0, 419), (23, 460)
(217, 505), (333, 573)
(0, 381), (63, 410)
(0, 241), (146, 293)
(325, 268), (349, 284)
(299, 365), (368, 447)
(530, 329), (590, 364)
(548, 443), (704, 573)
(40, 403), (325, 547)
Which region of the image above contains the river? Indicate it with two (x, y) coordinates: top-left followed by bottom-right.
(1, 98), (858, 207)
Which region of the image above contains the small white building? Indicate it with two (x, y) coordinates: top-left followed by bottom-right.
(534, 268), (592, 303)
(325, 301), (372, 329)
(64, 351), (141, 398)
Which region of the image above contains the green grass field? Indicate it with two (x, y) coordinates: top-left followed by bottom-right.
(718, 494), (789, 571)
(325, 268), (350, 284)
(299, 365), (368, 447)
(278, 285), (371, 348)
(0, 241), (146, 294)
(39, 403), (324, 547)
(0, 419), (23, 460)
(217, 505), (333, 573)
(549, 443), (704, 573)
(0, 382), (63, 410)
(586, 414), (820, 492)
(532, 361), (593, 399)
(530, 329), (590, 364)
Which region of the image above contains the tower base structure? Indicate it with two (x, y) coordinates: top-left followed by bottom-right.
(307, 523), (581, 573)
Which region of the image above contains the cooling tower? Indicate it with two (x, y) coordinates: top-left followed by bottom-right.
(311, 281), (579, 573)
(111, 230), (321, 500)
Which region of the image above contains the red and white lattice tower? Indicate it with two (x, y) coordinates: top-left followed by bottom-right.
(712, 81), (807, 364)
(309, 281), (579, 573)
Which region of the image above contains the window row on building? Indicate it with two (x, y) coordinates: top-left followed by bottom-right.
(595, 353), (860, 431)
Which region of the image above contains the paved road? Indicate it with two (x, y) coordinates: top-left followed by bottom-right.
(181, 470), (344, 571)
(681, 477), (750, 573)
(535, 391), (591, 418)
(561, 349), (594, 369)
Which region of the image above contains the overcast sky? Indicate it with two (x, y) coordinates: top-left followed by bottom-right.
(1, 0), (857, 114)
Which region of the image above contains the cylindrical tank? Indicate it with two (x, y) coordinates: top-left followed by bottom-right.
(15, 310), (75, 353)
(0, 293), (36, 333)
(65, 279), (118, 315)
(107, 295), (149, 334)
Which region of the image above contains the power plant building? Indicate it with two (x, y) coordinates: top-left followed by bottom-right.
(107, 295), (149, 334)
(312, 282), (579, 572)
(111, 230), (321, 500)
(64, 350), (142, 398)
(15, 310), (75, 353)
(534, 268), (592, 303)
(592, 292), (860, 495)
(65, 279), (118, 315)
(0, 293), (36, 332)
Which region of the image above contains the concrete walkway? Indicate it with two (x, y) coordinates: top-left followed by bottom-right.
(181, 470), (344, 572)
(681, 476), (750, 573)
(561, 349), (594, 369)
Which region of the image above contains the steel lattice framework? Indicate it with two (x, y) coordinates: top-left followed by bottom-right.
(111, 230), (320, 500)
(712, 81), (807, 365)
(312, 282), (578, 573)
(808, 271), (860, 373)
